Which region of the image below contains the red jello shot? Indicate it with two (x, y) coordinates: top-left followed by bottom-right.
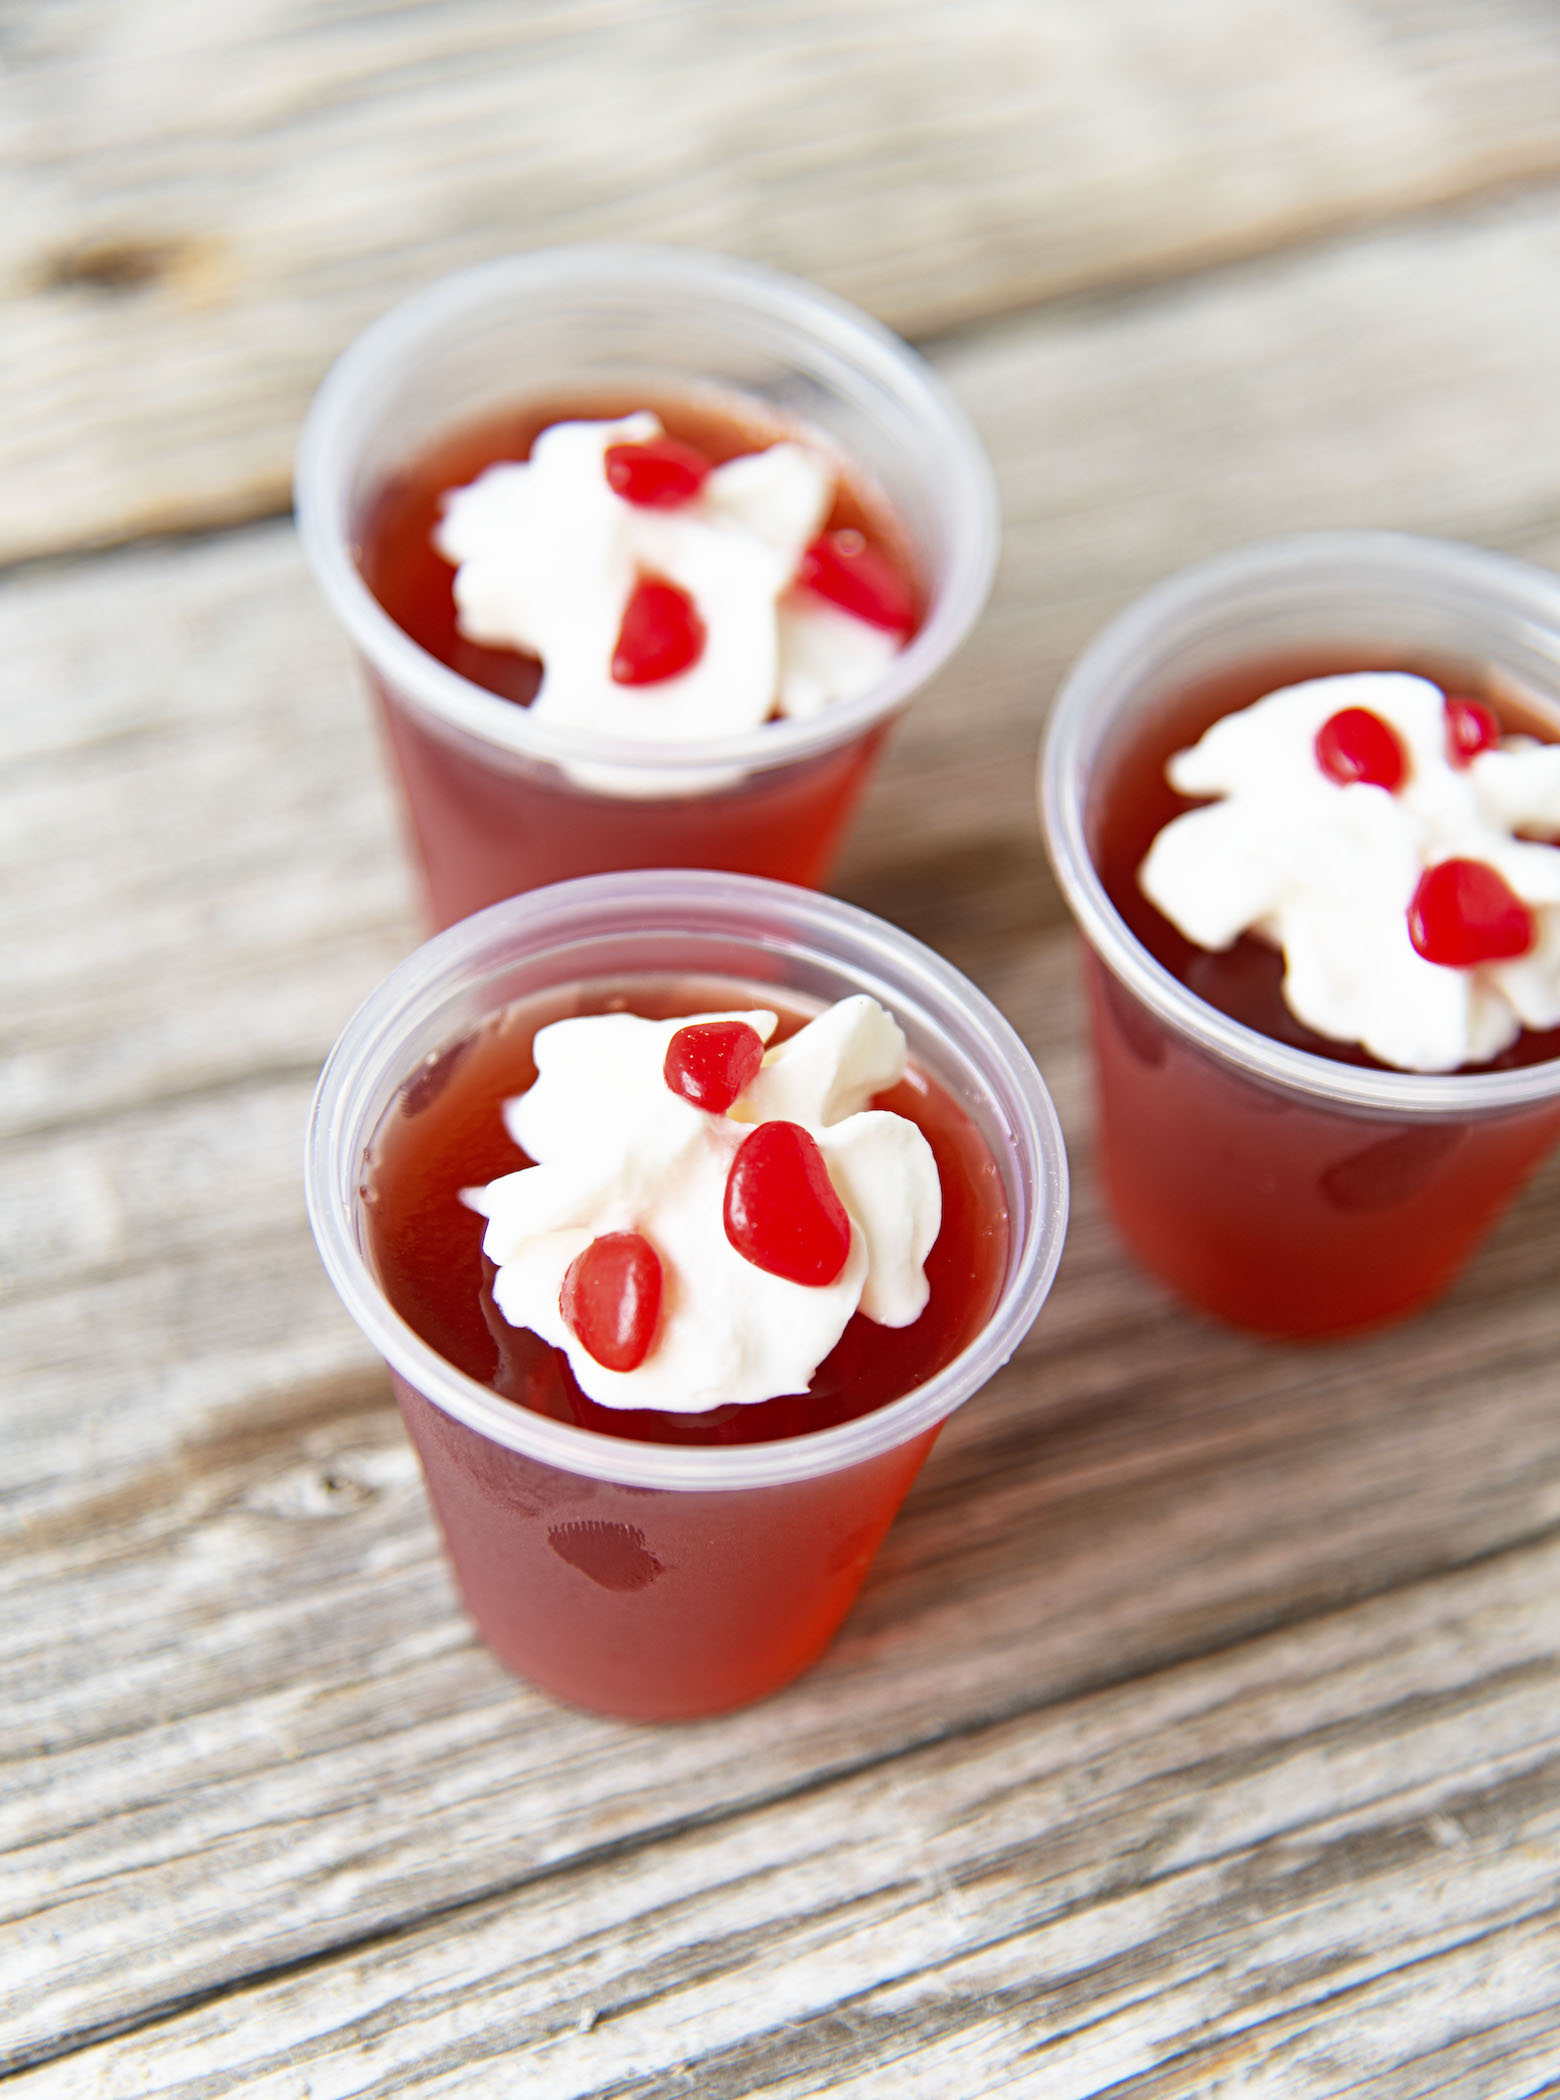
(1040, 532), (1560, 1338)
(305, 871), (1067, 1719)
(294, 247), (997, 930)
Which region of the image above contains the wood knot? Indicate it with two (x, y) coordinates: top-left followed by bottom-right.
(39, 238), (190, 294)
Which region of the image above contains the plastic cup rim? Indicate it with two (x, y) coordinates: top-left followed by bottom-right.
(1038, 527), (1560, 1117)
(304, 870), (1069, 1491)
(293, 242), (1000, 784)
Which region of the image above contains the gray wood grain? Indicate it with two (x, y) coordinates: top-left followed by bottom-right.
(10, 6), (1560, 2090)
(9, 173), (1560, 2083)
(9, 1539), (1558, 2095)
(10, 0), (1560, 561)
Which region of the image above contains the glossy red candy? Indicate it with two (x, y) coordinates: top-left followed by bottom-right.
(1445, 695), (1502, 767)
(664, 1020), (766, 1114)
(796, 529), (916, 636)
(611, 577), (706, 685)
(1407, 858), (1534, 968)
(723, 1121), (851, 1287)
(604, 436), (712, 509)
(559, 1231), (664, 1372)
(1314, 706), (1406, 791)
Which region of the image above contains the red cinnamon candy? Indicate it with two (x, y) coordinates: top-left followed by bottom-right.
(1444, 695), (1501, 767)
(604, 435), (711, 509)
(559, 1231), (664, 1371)
(611, 577), (706, 685)
(1314, 706), (1406, 790)
(663, 1020), (767, 1114)
(797, 530), (916, 636)
(723, 1120), (852, 1287)
(1408, 859), (1534, 969)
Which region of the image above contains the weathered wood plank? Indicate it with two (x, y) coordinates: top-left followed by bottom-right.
(9, 1537), (1559, 2095)
(6, 1089), (1560, 2072)
(0, 529), (411, 1145)
(10, 178), (1560, 2083)
(12, 190), (1560, 1138)
(9, 0), (1560, 561)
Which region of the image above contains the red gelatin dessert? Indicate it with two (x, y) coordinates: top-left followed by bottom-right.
(354, 395), (923, 927)
(307, 870), (1063, 1723)
(360, 981), (1011, 1717)
(365, 983), (1007, 1449)
(1101, 652), (1560, 1079)
(360, 394), (921, 718)
(1079, 648), (1560, 1334)
(296, 250), (999, 931)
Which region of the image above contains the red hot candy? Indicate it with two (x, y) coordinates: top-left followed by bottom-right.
(1407, 858), (1534, 969)
(1445, 696), (1502, 767)
(611, 577), (706, 685)
(796, 529), (916, 636)
(1314, 706), (1406, 791)
(723, 1121), (852, 1287)
(663, 1021), (767, 1114)
(604, 436), (712, 509)
(559, 1231), (664, 1372)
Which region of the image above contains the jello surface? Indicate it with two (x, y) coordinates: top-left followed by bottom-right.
(359, 392), (921, 737)
(1099, 652), (1560, 1076)
(362, 978), (1009, 1448)
(465, 994), (942, 1412)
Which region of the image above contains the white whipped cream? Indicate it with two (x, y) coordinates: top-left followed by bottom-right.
(434, 413), (904, 750)
(463, 995), (942, 1411)
(1139, 672), (1560, 1071)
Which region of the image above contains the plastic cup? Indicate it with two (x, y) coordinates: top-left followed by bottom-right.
(1039, 531), (1560, 1337)
(305, 870), (1067, 1718)
(295, 245), (998, 930)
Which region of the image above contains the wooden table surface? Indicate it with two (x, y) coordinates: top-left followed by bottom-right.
(7, 5), (1560, 2093)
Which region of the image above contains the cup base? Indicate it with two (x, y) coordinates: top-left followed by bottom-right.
(1085, 954), (1560, 1337)
(396, 1374), (938, 1720)
(373, 678), (892, 928)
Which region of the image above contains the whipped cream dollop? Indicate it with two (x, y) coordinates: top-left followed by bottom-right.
(434, 413), (907, 747)
(463, 995), (942, 1411)
(1138, 672), (1560, 1071)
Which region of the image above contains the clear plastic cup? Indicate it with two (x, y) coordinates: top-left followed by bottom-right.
(1040, 531), (1560, 1337)
(305, 870), (1067, 1718)
(295, 246), (998, 930)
